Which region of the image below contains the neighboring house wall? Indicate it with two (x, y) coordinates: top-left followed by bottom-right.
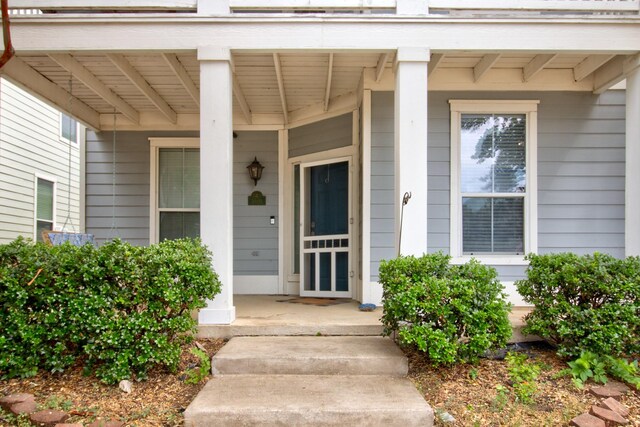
(370, 91), (626, 293)
(0, 78), (82, 243)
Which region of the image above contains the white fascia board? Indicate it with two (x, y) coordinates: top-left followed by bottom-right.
(7, 19), (640, 53)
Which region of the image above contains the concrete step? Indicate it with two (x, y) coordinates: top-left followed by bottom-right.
(212, 336), (408, 376)
(184, 374), (434, 427)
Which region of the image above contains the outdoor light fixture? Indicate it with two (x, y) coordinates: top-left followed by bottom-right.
(247, 157), (265, 186)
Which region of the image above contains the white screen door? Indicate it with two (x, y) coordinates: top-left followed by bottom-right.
(300, 157), (352, 297)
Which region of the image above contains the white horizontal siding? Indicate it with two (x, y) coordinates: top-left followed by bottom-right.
(0, 78), (81, 243)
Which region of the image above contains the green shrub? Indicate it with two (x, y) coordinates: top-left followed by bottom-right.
(558, 351), (640, 390)
(379, 253), (512, 365)
(516, 252), (640, 358)
(0, 237), (221, 384)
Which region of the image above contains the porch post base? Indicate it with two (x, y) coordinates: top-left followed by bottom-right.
(198, 306), (237, 325)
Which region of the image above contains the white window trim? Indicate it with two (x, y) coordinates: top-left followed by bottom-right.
(34, 174), (57, 240)
(149, 137), (200, 244)
(449, 100), (538, 265)
(59, 112), (80, 145)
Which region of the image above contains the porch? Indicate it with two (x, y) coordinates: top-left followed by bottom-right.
(197, 295), (534, 342)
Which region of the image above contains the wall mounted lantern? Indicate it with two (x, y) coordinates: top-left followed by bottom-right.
(247, 157), (265, 186)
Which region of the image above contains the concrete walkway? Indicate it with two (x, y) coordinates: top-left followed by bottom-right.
(184, 336), (435, 426)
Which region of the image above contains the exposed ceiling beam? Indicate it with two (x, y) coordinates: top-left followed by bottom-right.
(1, 57), (101, 129)
(523, 54), (557, 82)
(232, 74), (252, 124)
(107, 53), (177, 124)
(375, 52), (391, 83)
(273, 53), (289, 125)
(324, 53), (334, 112)
(593, 53), (640, 94)
(473, 53), (501, 82)
(428, 53), (444, 77)
(288, 91), (358, 129)
(574, 54), (616, 82)
(49, 53), (140, 124)
(162, 53), (200, 107)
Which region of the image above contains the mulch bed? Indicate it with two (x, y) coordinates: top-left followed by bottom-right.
(406, 345), (640, 426)
(0, 339), (225, 427)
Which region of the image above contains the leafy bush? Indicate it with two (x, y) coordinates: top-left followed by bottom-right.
(379, 253), (512, 365)
(516, 252), (640, 358)
(0, 237), (221, 384)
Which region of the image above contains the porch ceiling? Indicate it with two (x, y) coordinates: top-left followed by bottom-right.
(3, 50), (630, 131)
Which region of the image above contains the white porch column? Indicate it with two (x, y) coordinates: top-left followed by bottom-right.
(197, 47), (236, 324)
(394, 47), (430, 257)
(625, 65), (640, 256)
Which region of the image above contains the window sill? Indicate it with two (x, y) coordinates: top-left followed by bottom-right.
(450, 256), (529, 266)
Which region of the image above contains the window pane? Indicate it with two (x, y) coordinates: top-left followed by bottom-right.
(293, 164), (300, 274)
(159, 148), (200, 209)
(159, 212), (200, 241)
(37, 178), (54, 221)
(461, 114), (526, 194)
(36, 220), (53, 243)
(61, 114), (77, 143)
(463, 197), (524, 254)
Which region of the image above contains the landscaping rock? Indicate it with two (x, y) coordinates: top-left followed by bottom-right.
(195, 341), (207, 353)
(590, 405), (629, 425)
(86, 419), (125, 427)
(599, 397), (630, 418)
(0, 393), (35, 411)
(590, 383), (626, 399)
(9, 399), (37, 415)
(29, 410), (69, 426)
(437, 410), (455, 423)
(605, 381), (630, 394)
(570, 413), (606, 427)
(118, 379), (132, 394)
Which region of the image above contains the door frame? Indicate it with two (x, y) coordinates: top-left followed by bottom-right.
(283, 113), (361, 298)
(299, 156), (353, 298)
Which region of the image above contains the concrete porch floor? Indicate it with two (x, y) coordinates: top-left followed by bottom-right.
(197, 295), (535, 342)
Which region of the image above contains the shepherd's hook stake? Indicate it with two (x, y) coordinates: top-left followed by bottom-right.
(398, 192), (412, 257)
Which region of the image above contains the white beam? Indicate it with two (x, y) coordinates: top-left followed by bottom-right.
(395, 47), (429, 256)
(288, 91), (357, 128)
(593, 55), (627, 94)
(10, 0), (197, 10)
(324, 53), (334, 112)
(523, 54), (557, 82)
(162, 53), (200, 106)
(573, 54), (615, 82)
(107, 53), (177, 124)
(626, 67), (640, 256)
(1, 57), (101, 129)
(428, 53), (444, 77)
(232, 74), (252, 124)
(375, 52), (391, 83)
(230, 0), (396, 10)
(273, 53), (289, 125)
(9, 21), (640, 53)
(473, 53), (501, 82)
(198, 51), (236, 324)
(49, 53), (140, 124)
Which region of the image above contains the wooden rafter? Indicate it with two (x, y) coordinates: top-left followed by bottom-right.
(107, 53), (177, 123)
(375, 52), (391, 83)
(273, 53), (289, 125)
(523, 54), (557, 82)
(324, 53), (334, 112)
(2, 57), (101, 129)
(428, 53), (444, 77)
(593, 54), (640, 94)
(162, 53), (200, 106)
(574, 54), (616, 82)
(232, 74), (252, 124)
(473, 53), (500, 82)
(49, 53), (140, 124)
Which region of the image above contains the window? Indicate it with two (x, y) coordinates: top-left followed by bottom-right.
(450, 100), (538, 262)
(35, 177), (55, 242)
(150, 139), (200, 242)
(60, 113), (78, 144)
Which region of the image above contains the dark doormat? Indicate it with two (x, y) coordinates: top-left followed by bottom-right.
(276, 297), (352, 306)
